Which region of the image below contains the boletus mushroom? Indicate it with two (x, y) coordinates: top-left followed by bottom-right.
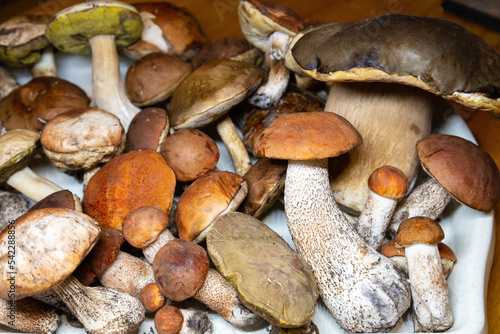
(125, 107), (170, 153)
(253, 111), (411, 332)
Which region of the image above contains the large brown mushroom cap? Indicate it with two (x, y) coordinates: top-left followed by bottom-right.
(253, 111), (363, 160)
(291, 15), (500, 116)
(417, 133), (500, 211)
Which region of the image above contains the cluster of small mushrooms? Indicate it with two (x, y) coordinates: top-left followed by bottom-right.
(0, 0), (499, 333)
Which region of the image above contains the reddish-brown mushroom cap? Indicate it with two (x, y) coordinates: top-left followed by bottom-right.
(122, 206), (170, 248)
(29, 189), (82, 212)
(154, 305), (184, 334)
(368, 165), (409, 200)
(125, 107), (170, 153)
(140, 282), (168, 313)
(395, 216), (445, 247)
(153, 238), (209, 302)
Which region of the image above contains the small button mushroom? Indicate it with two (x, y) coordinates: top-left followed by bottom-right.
(176, 170), (248, 243)
(160, 128), (220, 182)
(395, 216), (454, 332)
(40, 107), (125, 171)
(356, 165), (409, 250)
(207, 212), (318, 328)
(46, 0), (143, 130)
(155, 305), (213, 334)
(125, 107), (170, 153)
(83, 149), (176, 231)
(125, 52), (192, 107)
(238, 0), (305, 108)
(168, 58), (263, 175)
(140, 282), (169, 313)
(0, 297), (61, 334)
(253, 111), (411, 332)
(124, 1), (209, 60)
(387, 133), (500, 237)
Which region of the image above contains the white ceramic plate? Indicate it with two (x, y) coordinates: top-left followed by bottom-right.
(3, 53), (494, 334)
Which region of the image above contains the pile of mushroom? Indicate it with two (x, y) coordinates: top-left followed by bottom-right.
(1, 0), (500, 333)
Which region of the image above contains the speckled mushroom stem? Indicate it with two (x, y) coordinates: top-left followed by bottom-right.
(387, 178), (451, 238)
(215, 114), (252, 175)
(0, 297), (61, 334)
(249, 31), (291, 109)
(6, 166), (64, 202)
(0, 66), (18, 99)
(31, 46), (57, 78)
(405, 243), (454, 331)
(89, 34), (140, 130)
(51, 275), (145, 334)
(284, 159), (411, 332)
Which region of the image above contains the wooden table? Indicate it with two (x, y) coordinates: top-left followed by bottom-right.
(5, 0), (500, 332)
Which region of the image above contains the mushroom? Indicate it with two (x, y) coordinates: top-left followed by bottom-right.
(0, 65), (18, 99)
(355, 165), (409, 250)
(45, 0), (143, 130)
(253, 111), (411, 332)
(237, 0), (305, 108)
(28, 189), (82, 213)
(0, 189), (29, 232)
(125, 107), (170, 153)
(291, 14), (500, 213)
(387, 133), (500, 237)
(168, 58), (262, 175)
(140, 282), (169, 313)
(0, 297), (61, 334)
(155, 304), (213, 334)
(206, 211), (318, 328)
(395, 216), (454, 332)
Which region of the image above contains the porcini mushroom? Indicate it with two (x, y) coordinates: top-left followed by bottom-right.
(395, 216), (454, 332)
(46, 0), (143, 130)
(253, 111), (411, 332)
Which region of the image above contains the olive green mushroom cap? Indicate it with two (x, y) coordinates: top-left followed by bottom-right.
(46, 0), (143, 56)
(206, 212), (318, 328)
(291, 14), (500, 117)
(0, 129), (40, 183)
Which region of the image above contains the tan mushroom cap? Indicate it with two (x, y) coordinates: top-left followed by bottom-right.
(368, 165), (409, 200)
(0, 76), (90, 131)
(253, 111), (363, 161)
(160, 128), (220, 182)
(291, 15), (500, 116)
(417, 134), (500, 211)
(122, 206), (169, 248)
(395, 216), (445, 247)
(0, 208), (100, 299)
(168, 59), (263, 129)
(125, 52), (192, 107)
(0, 129), (40, 184)
(125, 107), (169, 153)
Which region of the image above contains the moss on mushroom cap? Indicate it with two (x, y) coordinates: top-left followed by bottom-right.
(46, 0), (142, 56)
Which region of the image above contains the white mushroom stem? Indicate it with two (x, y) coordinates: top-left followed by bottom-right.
(387, 178), (451, 238)
(0, 297), (61, 334)
(6, 166), (63, 202)
(215, 114), (252, 175)
(284, 159), (411, 332)
(51, 275), (145, 334)
(249, 31), (291, 109)
(405, 242), (454, 331)
(0, 66), (18, 99)
(89, 34), (141, 130)
(98, 251), (155, 299)
(356, 191), (398, 250)
(31, 46), (57, 78)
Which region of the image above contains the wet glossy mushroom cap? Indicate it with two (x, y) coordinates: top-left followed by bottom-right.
(168, 59), (262, 129)
(0, 129), (40, 184)
(125, 107), (169, 153)
(395, 216), (445, 247)
(291, 14), (500, 116)
(40, 107), (125, 170)
(254, 111), (363, 160)
(0, 14), (51, 67)
(207, 212), (318, 327)
(125, 52), (192, 107)
(45, 1), (143, 56)
(122, 206), (169, 248)
(124, 1), (209, 60)
(160, 128), (219, 182)
(0, 76), (90, 131)
(191, 37), (262, 69)
(83, 149), (176, 231)
(417, 133), (500, 211)
(176, 170), (248, 243)
(0, 208), (100, 299)
(368, 165), (409, 200)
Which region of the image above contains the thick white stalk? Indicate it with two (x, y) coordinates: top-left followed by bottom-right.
(89, 35), (140, 130)
(31, 46), (57, 78)
(7, 166), (63, 202)
(284, 159), (411, 333)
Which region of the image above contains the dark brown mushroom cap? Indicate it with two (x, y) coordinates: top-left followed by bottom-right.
(125, 52), (192, 107)
(122, 206), (170, 248)
(395, 216), (445, 247)
(0, 129), (40, 184)
(168, 59), (263, 129)
(292, 15), (500, 116)
(206, 212), (318, 327)
(160, 128), (219, 182)
(368, 165), (409, 200)
(153, 238), (209, 302)
(417, 133), (500, 211)
(0, 76), (90, 131)
(253, 111), (363, 160)
(29, 189), (81, 212)
(0, 208), (100, 299)
(125, 107), (169, 153)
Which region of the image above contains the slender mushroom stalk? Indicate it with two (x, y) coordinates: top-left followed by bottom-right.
(215, 115), (252, 175)
(31, 45), (57, 78)
(356, 165), (409, 250)
(395, 216), (454, 332)
(253, 112), (411, 332)
(0, 297), (61, 334)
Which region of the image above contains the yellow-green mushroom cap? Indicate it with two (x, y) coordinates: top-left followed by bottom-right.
(46, 0), (143, 56)
(0, 129), (40, 184)
(206, 212), (319, 328)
